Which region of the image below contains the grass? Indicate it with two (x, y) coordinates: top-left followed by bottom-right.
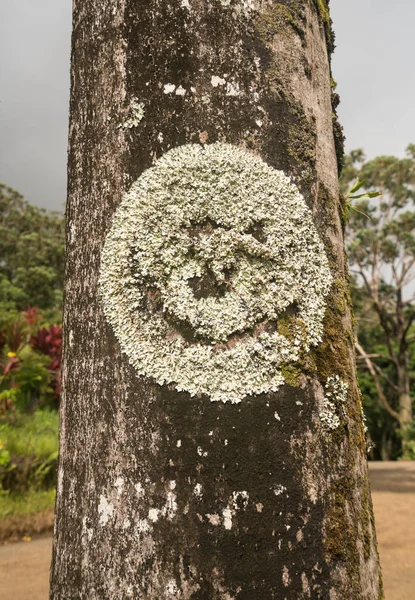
(0, 410), (58, 461)
(0, 489), (55, 542)
(0, 410), (58, 541)
(0, 488), (55, 519)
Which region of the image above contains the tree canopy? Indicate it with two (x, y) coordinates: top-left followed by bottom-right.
(0, 183), (64, 323)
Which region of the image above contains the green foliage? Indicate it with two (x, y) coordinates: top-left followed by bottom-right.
(0, 307), (62, 412)
(11, 346), (52, 411)
(344, 177), (381, 220)
(0, 488), (55, 520)
(0, 410), (59, 492)
(343, 146), (415, 459)
(0, 183), (64, 320)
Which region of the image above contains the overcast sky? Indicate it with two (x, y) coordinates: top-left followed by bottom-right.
(0, 0), (414, 212)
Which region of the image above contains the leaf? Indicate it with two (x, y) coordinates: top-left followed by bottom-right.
(347, 177), (367, 196)
(349, 191), (382, 200)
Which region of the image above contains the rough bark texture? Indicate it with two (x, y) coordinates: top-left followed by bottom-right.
(51, 1), (383, 598)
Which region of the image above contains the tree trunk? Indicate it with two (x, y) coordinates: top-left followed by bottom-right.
(50, 1), (383, 598)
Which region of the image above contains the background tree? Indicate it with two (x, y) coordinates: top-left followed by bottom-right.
(342, 146), (415, 458)
(51, 1), (382, 598)
(0, 183), (64, 323)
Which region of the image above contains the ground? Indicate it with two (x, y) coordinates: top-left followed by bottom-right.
(0, 462), (413, 600)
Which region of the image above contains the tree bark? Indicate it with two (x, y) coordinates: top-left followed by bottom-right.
(50, 1), (383, 598)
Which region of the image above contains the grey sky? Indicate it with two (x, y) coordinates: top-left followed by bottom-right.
(0, 0), (414, 212)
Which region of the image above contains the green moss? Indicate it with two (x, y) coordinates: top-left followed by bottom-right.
(313, 0), (334, 56)
(287, 112), (317, 180)
(255, 3), (306, 43)
(318, 183), (345, 231)
(281, 365), (301, 387)
(324, 474), (365, 597)
(314, 0), (330, 25)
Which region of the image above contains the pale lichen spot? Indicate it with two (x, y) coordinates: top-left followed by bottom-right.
(320, 375), (349, 431)
(176, 439), (182, 448)
(166, 579), (179, 596)
(226, 81), (240, 97)
(211, 75), (226, 87)
(57, 467), (64, 495)
(118, 98), (145, 129)
(282, 565), (291, 587)
(206, 513), (221, 526)
(163, 83), (176, 94)
(232, 491), (249, 510)
(222, 507), (233, 530)
(114, 476), (124, 497)
(181, 0), (190, 8)
(135, 482), (145, 498)
(136, 519), (151, 533)
(273, 484), (287, 496)
(296, 528), (304, 542)
(256, 502), (263, 513)
(165, 491), (178, 519)
(274, 412), (281, 421)
(98, 495), (114, 526)
(175, 85), (186, 96)
(301, 572), (311, 595)
(194, 483), (203, 500)
(148, 508), (159, 522)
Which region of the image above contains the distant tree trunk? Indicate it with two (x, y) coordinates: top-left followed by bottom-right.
(50, 1), (383, 598)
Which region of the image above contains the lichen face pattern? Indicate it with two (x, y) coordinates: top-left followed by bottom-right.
(99, 143), (333, 403)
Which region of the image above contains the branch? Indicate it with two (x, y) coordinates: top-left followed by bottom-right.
(355, 341), (400, 421)
(355, 353), (397, 365)
(356, 355), (399, 391)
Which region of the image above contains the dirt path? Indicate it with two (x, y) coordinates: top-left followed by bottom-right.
(369, 462), (415, 600)
(0, 463), (414, 599)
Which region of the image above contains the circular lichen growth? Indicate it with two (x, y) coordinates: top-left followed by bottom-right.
(100, 143), (332, 402)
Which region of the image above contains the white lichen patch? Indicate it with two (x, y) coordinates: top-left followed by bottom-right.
(193, 483), (203, 500)
(135, 482), (145, 498)
(163, 83), (176, 94)
(232, 490), (249, 509)
(211, 75), (226, 87)
(118, 98), (145, 129)
(175, 85), (186, 96)
(100, 143), (332, 403)
(273, 484), (287, 497)
(136, 519), (151, 533)
(222, 506), (233, 530)
(320, 375), (349, 431)
(148, 508), (160, 522)
(226, 81), (240, 97)
(165, 490), (178, 519)
(114, 476), (124, 497)
(282, 565), (291, 587)
(98, 495), (115, 526)
(166, 579), (179, 596)
(206, 513), (221, 526)
(57, 467), (64, 495)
